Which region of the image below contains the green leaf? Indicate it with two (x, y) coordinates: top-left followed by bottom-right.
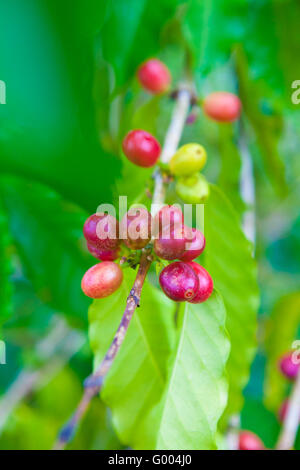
(0, 176), (91, 327)
(217, 123), (244, 217)
(100, 0), (184, 87)
(204, 185), (259, 422)
(89, 268), (176, 448)
(141, 290), (230, 450)
(0, 0), (120, 212)
(0, 203), (12, 326)
(264, 292), (300, 411)
(235, 47), (287, 197)
(241, 398), (280, 450)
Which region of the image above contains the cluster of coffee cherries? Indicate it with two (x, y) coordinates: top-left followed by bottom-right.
(278, 351), (300, 423)
(122, 58), (241, 205)
(82, 59), (241, 302)
(81, 205), (213, 305)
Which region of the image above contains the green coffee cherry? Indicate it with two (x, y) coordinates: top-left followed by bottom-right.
(175, 173), (210, 203)
(169, 143), (207, 176)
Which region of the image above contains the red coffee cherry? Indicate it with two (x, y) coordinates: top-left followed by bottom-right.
(153, 205), (184, 236)
(179, 227), (206, 262)
(186, 262), (213, 303)
(203, 91), (241, 122)
(137, 59), (171, 94)
(159, 261), (199, 302)
(120, 207), (152, 250)
(238, 431), (265, 450)
(122, 130), (161, 168)
(279, 352), (300, 380)
(87, 243), (119, 261)
(154, 226), (186, 260)
(81, 262), (123, 299)
(83, 213), (119, 251)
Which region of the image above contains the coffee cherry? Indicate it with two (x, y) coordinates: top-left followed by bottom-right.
(186, 262), (213, 303)
(159, 261), (199, 302)
(83, 213), (119, 251)
(175, 173), (210, 204)
(153, 205), (184, 237)
(81, 261), (123, 299)
(120, 207), (152, 250)
(238, 431), (265, 450)
(87, 243), (119, 261)
(154, 226), (186, 260)
(81, 262), (123, 299)
(137, 59), (171, 94)
(179, 228), (205, 262)
(203, 91), (241, 122)
(279, 352), (300, 380)
(122, 130), (161, 168)
(170, 144), (207, 176)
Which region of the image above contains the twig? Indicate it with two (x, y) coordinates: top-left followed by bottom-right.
(151, 87), (191, 213)
(239, 125), (256, 245)
(54, 249), (152, 449)
(54, 86), (192, 450)
(276, 369), (300, 450)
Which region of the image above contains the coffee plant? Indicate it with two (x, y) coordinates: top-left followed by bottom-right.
(0, 0), (299, 452)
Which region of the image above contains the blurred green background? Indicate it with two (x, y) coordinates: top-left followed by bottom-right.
(0, 0), (299, 449)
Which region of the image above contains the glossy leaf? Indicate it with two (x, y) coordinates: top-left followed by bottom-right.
(0, 176), (91, 327)
(140, 291), (230, 450)
(89, 268), (176, 448)
(0, 0), (120, 212)
(204, 185), (259, 421)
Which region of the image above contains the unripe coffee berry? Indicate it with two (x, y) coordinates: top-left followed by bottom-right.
(238, 431), (265, 450)
(81, 262), (123, 299)
(137, 59), (171, 94)
(179, 228), (205, 262)
(175, 173), (210, 204)
(279, 352), (300, 380)
(122, 130), (161, 168)
(170, 143), (207, 176)
(186, 262), (213, 303)
(159, 262), (199, 302)
(83, 213), (119, 251)
(203, 91), (241, 122)
(87, 243), (119, 261)
(120, 207), (152, 250)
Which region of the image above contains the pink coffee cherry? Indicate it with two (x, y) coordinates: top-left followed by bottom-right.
(120, 207), (153, 250)
(238, 431), (265, 450)
(153, 205), (184, 237)
(179, 227), (206, 262)
(203, 91), (241, 122)
(154, 225), (186, 260)
(122, 130), (161, 168)
(279, 351), (300, 380)
(83, 213), (119, 251)
(159, 261), (199, 302)
(186, 262), (213, 303)
(137, 59), (171, 94)
(81, 262), (123, 299)
(87, 243), (119, 261)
